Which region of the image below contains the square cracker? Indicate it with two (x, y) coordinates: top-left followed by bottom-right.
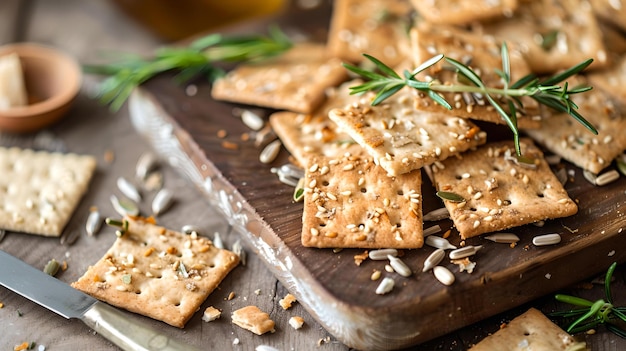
(71, 217), (240, 328)
(269, 80), (367, 166)
(0, 147), (96, 237)
(432, 139), (577, 239)
(409, 0), (518, 25)
(328, 92), (487, 176)
(409, 24), (540, 129)
(481, 0), (609, 74)
(590, 0), (626, 33)
(301, 153), (423, 249)
(469, 308), (578, 351)
(327, 0), (412, 68)
(525, 81), (626, 174)
(588, 55), (626, 103)
(211, 43), (347, 114)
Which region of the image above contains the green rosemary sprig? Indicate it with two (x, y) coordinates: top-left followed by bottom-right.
(343, 43), (598, 155)
(550, 262), (626, 337)
(85, 26), (292, 111)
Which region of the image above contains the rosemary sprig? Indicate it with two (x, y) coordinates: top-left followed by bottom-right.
(551, 262), (626, 337)
(343, 43), (598, 155)
(86, 26), (292, 111)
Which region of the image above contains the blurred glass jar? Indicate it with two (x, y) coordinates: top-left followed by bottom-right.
(111, 0), (287, 41)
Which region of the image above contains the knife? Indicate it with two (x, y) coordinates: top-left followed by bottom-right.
(0, 250), (200, 351)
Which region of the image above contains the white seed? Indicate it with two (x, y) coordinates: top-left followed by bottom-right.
(595, 170), (620, 186)
(423, 207), (450, 221)
(110, 194), (139, 217)
(117, 177), (142, 203)
(433, 266), (455, 286)
(213, 232), (224, 249)
(259, 139), (282, 164)
(85, 210), (102, 236)
(182, 225), (202, 236)
(241, 109), (265, 131)
(422, 248), (445, 272)
(368, 248), (398, 260)
(484, 233), (520, 243)
(375, 277), (395, 295)
(232, 239), (246, 266)
(152, 188), (174, 216)
(532, 233), (562, 246)
(449, 245), (482, 260)
(387, 255), (412, 277)
(135, 152), (158, 179)
(423, 224), (442, 237)
(425, 235), (457, 250)
(583, 170), (598, 185)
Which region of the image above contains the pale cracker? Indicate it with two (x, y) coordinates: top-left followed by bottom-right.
(409, 24), (541, 129)
(269, 80), (367, 166)
(328, 92), (487, 176)
(588, 55), (626, 103)
(590, 0), (626, 33)
(409, 0), (518, 25)
(525, 81), (626, 174)
(301, 153), (423, 249)
(0, 147), (96, 237)
(469, 308), (579, 351)
(327, 0), (412, 68)
(71, 217), (240, 328)
(432, 139), (577, 239)
(211, 43), (347, 114)
(231, 305), (276, 335)
(481, 0), (609, 74)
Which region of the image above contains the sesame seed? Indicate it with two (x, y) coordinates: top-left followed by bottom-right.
(473, 220), (480, 229)
(343, 164), (354, 171)
(309, 164), (319, 172)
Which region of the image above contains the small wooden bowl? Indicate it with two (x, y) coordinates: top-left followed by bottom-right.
(0, 43), (82, 133)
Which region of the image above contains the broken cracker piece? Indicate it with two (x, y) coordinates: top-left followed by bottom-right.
(231, 305), (276, 335)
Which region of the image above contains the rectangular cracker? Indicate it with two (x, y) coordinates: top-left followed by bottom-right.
(590, 0), (626, 32)
(71, 216), (240, 328)
(301, 153), (423, 249)
(469, 308), (579, 351)
(327, 0), (412, 68)
(409, 0), (518, 25)
(588, 55), (626, 103)
(409, 24), (541, 129)
(231, 305), (276, 335)
(481, 0), (609, 74)
(432, 139), (578, 239)
(525, 81), (626, 174)
(328, 92), (487, 176)
(211, 43), (347, 114)
(0, 147), (96, 237)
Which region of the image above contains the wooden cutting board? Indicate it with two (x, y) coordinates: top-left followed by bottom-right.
(127, 4), (626, 350)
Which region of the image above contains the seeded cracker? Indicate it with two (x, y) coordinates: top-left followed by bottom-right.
(328, 92), (487, 176)
(301, 153), (423, 249)
(71, 217), (240, 328)
(590, 0), (626, 33)
(588, 55), (626, 103)
(327, 0), (412, 68)
(211, 43), (347, 114)
(409, 0), (518, 25)
(432, 139), (577, 239)
(525, 81), (626, 174)
(409, 24), (541, 129)
(0, 147), (96, 237)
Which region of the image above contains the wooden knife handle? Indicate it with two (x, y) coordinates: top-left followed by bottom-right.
(80, 302), (200, 351)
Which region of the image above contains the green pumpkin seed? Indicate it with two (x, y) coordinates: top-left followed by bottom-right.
(436, 191), (465, 203)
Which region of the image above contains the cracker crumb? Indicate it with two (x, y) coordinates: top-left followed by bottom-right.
(289, 316), (305, 330)
(279, 293), (297, 310)
(451, 258), (476, 273)
(202, 306), (221, 322)
(0, 301), (3, 308)
(221, 141), (239, 150)
(353, 250), (368, 266)
(104, 149), (115, 163)
(233, 338), (240, 345)
(217, 129), (228, 138)
(254, 289), (261, 295)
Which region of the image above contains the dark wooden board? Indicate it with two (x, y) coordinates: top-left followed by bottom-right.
(128, 4), (626, 350)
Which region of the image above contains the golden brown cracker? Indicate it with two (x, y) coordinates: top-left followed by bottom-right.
(231, 305), (276, 335)
(410, 0), (518, 25)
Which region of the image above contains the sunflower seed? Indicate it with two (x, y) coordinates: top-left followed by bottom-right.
(110, 195), (139, 217)
(433, 266), (455, 286)
(423, 207), (450, 221)
(595, 170), (620, 186)
(449, 245), (482, 260)
(135, 152), (158, 179)
(425, 235), (457, 250)
(259, 139), (281, 164)
(152, 188), (174, 216)
(241, 109), (265, 131)
(387, 255), (412, 277)
(422, 248), (445, 272)
(85, 210), (102, 236)
(368, 248), (398, 260)
(60, 229), (80, 246)
(117, 177), (141, 203)
(583, 170), (598, 185)
(555, 168), (568, 185)
(375, 277), (395, 295)
(182, 225), (202, 236)
(213, 232), (224, 249)
(423, 224), (442, 237)
(617, 157), (626, 176)
(484, 233), (520, 243)
(532, 233), (561, 246)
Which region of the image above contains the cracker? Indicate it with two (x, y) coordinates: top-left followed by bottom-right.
(0, 147), (96, 237)
(409, 24), (541, 129)
(588, 55), (626, 103)
(301, 153), (423, 249)
(211, 43), (347, 114)
(328, 92), (487, 176)
(327, 0), (412, 68)
(481, 0), (609, 74)
(269, 80), (366, 166)
(469, 308), (579, 351)
(432, 139), (578, 239)
(71, 217), (240, 328)
(525, 83), (626, 174)
(410, 0), (518, 25)
(231, 305), (276, 335)
(590, 0), (626, 33)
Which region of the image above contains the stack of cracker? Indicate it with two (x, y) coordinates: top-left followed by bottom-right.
(209, 0), (626, 248)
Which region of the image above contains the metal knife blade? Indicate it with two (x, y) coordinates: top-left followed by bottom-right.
(0, 250), (200, 351)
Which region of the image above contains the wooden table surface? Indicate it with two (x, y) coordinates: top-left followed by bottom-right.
(0, 1), (625, 350)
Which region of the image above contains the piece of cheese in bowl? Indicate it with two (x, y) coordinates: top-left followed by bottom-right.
(0, 52), (28, 110)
